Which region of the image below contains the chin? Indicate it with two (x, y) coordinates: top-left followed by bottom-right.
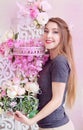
(45, 45), (56, 50)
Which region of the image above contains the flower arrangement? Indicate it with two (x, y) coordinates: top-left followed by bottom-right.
(0, 30), (49, 117)
(0, 74), (39, 118)
(0, 0), (50, 117)
(17, 0), (51, 28)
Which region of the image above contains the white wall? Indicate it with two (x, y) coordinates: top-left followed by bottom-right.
(0, 0), (83, 130)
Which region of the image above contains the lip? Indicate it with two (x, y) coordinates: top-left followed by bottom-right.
(46, 40), (53, 44)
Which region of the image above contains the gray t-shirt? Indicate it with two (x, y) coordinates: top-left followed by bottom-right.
(37, 55), (70, 128)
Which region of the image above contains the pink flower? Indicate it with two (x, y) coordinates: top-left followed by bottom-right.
(36, 66), (42, 71)
(22, 57), (27, 63)
(27, 56), (33, 62)
(1, 90), (6, 97)
(0, 44), (5, 55)
(0, 49), (4, 55)
(14, 41), (22, 48)
(8, 55), (13, 62)
(36, 60), (43, 67)
(22, 64), (28, 71)
(7, 39), (14, 48)
(29, 6), (39, 19)
(25, 64), (38, 77)
(10, 102), (17, 107)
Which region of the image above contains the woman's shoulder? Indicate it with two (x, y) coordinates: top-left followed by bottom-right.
(52, 55), (68, 63)
(50, 55), (70, 73)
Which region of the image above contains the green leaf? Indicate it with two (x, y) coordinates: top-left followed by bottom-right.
(14, 33), (19, 40)
(29, 110), (38, 118)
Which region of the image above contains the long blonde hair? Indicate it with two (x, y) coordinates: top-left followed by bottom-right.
(47, 17), (77, 108)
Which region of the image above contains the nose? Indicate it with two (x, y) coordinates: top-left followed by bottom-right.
(47, 32), (52, 38)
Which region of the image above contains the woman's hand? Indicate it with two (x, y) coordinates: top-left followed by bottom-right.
(14, 111), (34, 126)
(7, 111), (14, 117)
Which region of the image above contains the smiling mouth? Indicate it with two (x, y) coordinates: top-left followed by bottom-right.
(46, 40), (54, 44)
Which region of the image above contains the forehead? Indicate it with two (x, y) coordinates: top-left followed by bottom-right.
(45, 22), (59, 30)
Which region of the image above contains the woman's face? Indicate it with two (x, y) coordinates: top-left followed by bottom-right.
(43, 21), (61, 50)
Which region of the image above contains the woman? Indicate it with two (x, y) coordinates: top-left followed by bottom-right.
(13, 17), (76, 130)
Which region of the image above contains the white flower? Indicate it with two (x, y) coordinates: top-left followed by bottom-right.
(17, 87), (25, 96)
(39, 0), (51, 11)
(0, 35), (8, 43)
(20, 78), (28, 84)
(0, 30), (14, 43)
(7, 85), (18, 98)
(7, 89), (17, 99)
(3, 80), (12, 88)
(5, 30), (14, 39)
(0, 107), (3, 114)
(0, 102), (3, 106)
(36, 12), (48, 26)
(12, 77), (20, 85)
(25, 82), (39, 94)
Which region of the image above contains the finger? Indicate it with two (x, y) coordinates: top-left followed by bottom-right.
(14, 111), (23, 118)
(15, 111), (22, 115)
(7, 111), (14, 116)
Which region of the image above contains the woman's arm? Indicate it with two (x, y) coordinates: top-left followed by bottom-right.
(14, 82), (66, 125)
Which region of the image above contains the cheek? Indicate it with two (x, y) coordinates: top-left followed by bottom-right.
(55, 36), (60, 43)
(42, 35), (46, 42)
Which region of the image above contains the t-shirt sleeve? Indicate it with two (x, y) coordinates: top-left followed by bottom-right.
(51, 58), (70, 83)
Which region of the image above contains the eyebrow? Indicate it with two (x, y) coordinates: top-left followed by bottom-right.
(44, 27), (59, 31)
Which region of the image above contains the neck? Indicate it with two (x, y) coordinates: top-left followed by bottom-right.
(49, 49), (57, 59)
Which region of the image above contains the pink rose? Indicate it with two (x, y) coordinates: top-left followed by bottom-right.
(29, 6), (39, 19)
